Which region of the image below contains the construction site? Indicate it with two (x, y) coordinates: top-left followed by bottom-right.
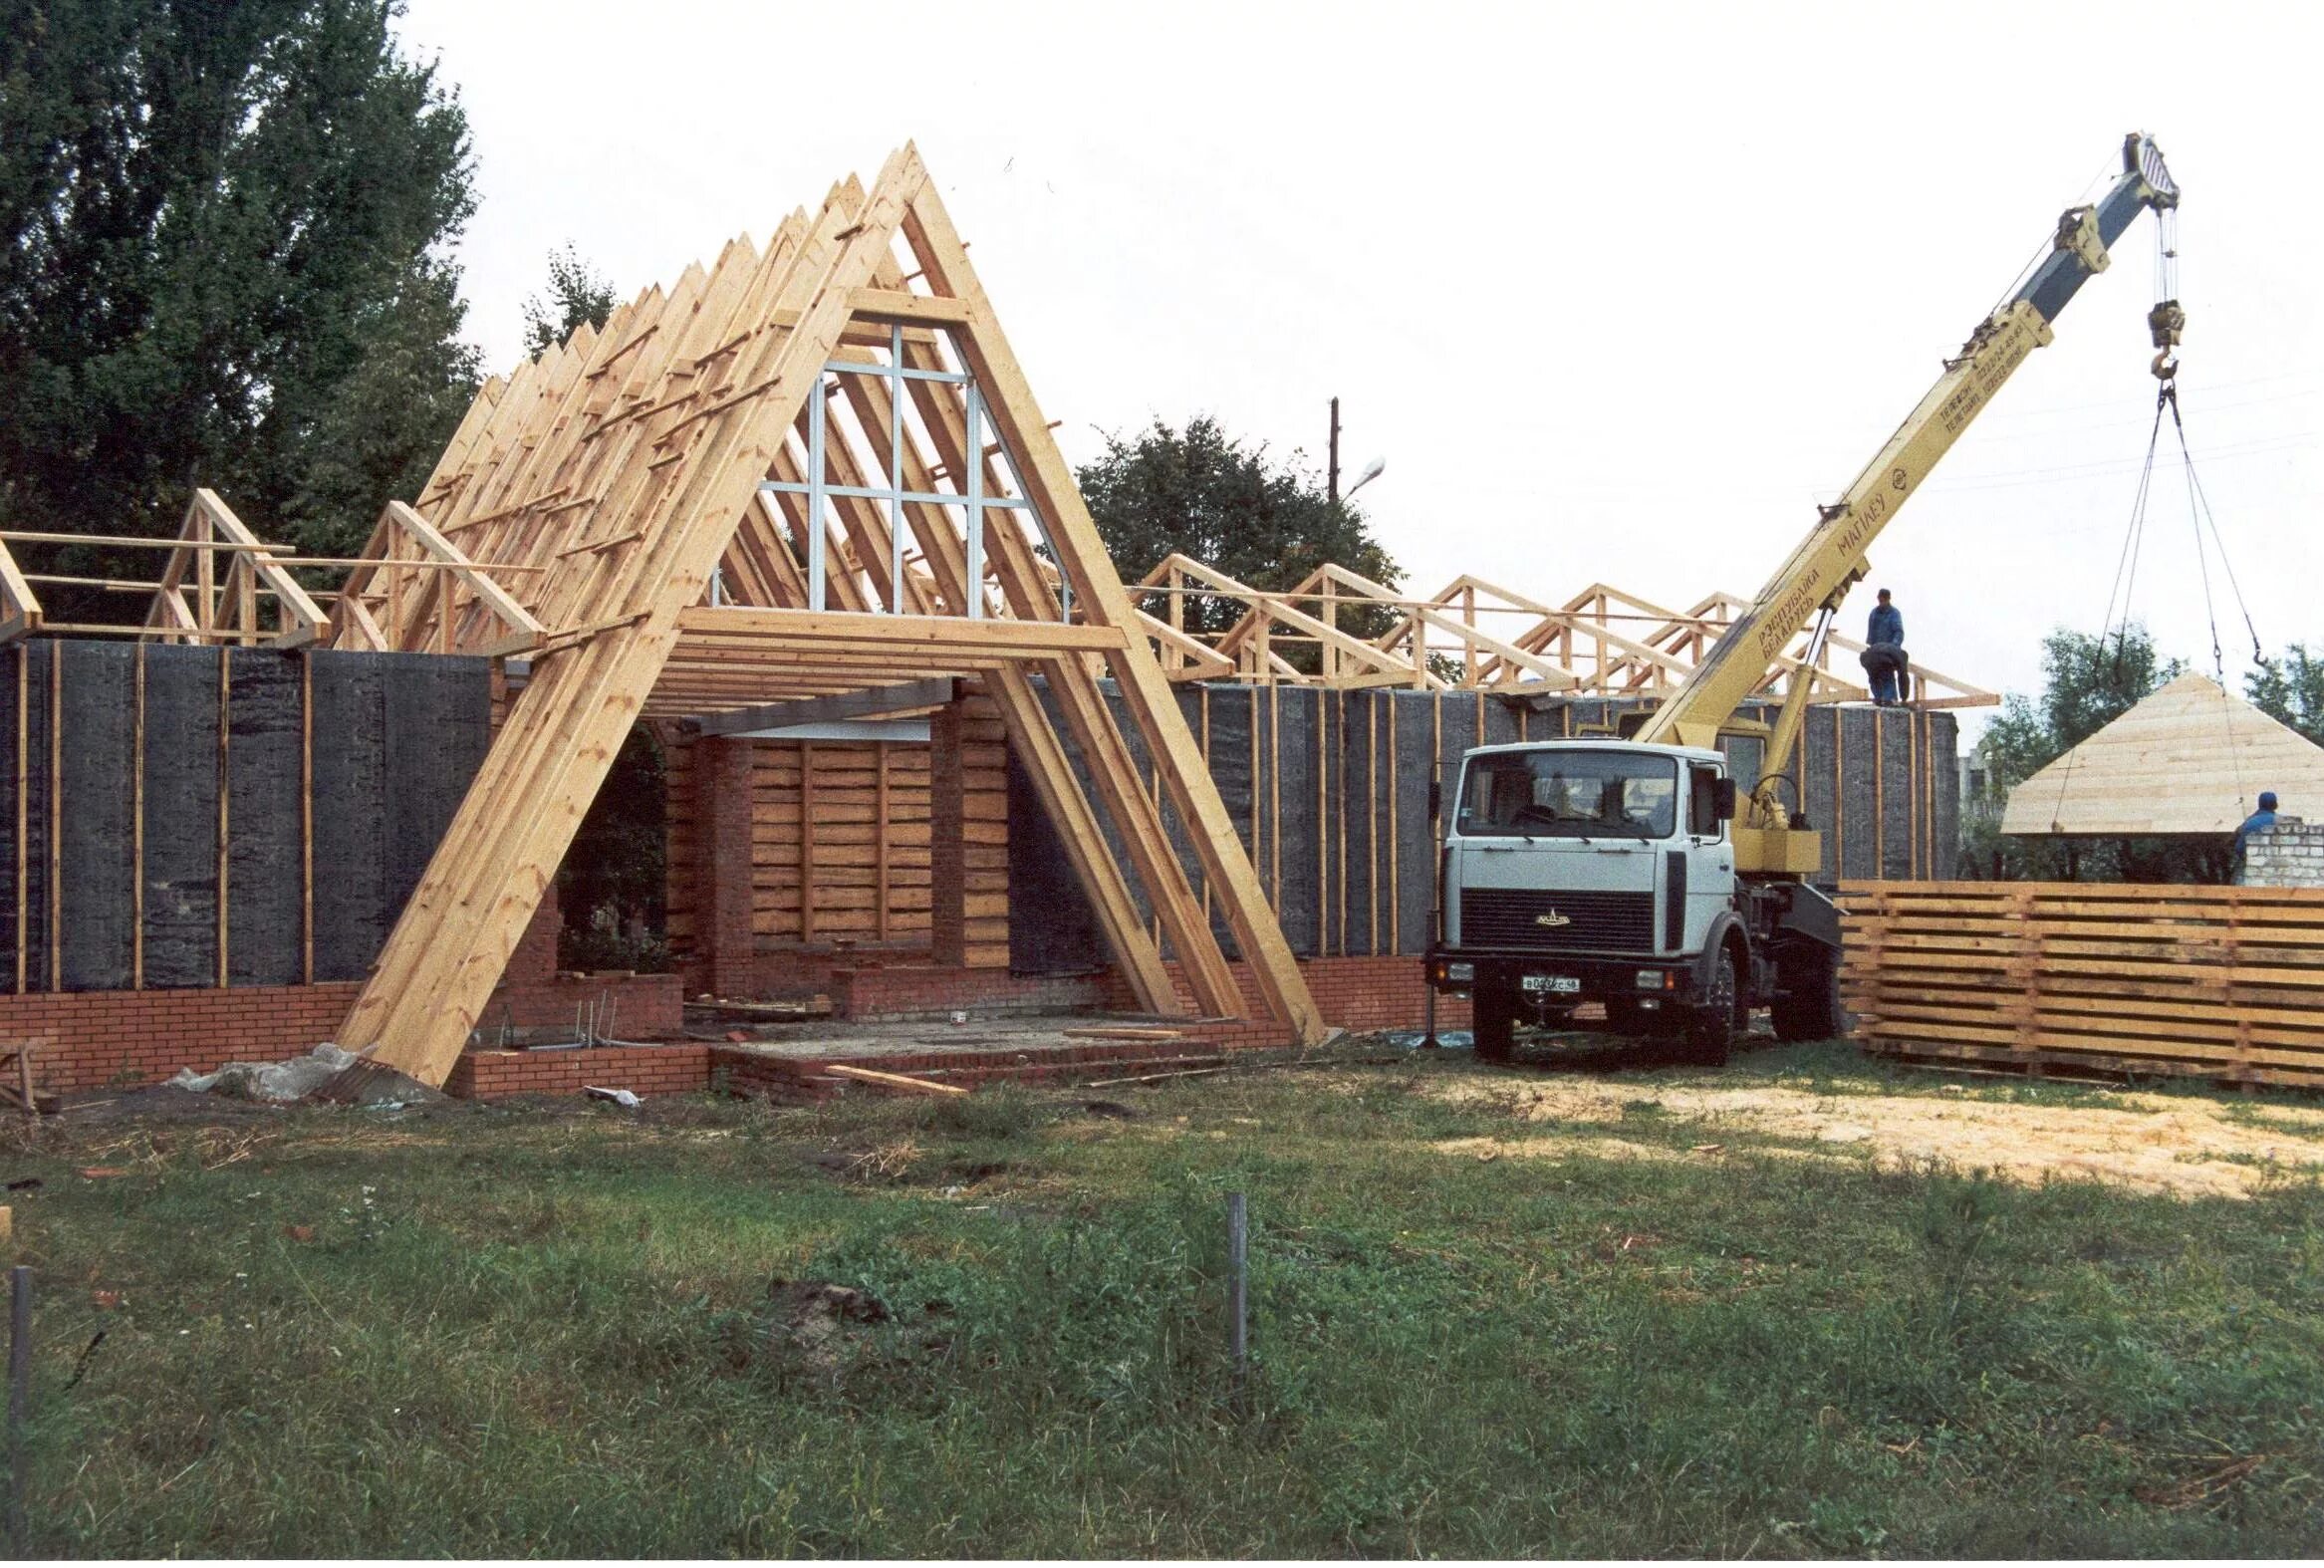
(4, 0), (2323, 1541)
(0, 131), (2316, 1109)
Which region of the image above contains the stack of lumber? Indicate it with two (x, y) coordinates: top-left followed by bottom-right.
(1843, 880), (2324, 1088)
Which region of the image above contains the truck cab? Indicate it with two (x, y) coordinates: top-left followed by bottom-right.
(1425, 740), (1843, 1063)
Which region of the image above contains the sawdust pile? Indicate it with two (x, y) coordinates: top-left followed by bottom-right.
(1425, 1079), (2324, 1199)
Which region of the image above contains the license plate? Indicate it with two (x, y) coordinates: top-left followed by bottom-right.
(1523, 975), (1581, 995)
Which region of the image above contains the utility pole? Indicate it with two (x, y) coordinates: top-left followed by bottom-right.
(1327, 395), (1341, 502)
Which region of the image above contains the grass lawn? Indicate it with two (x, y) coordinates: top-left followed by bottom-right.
(5, 1040), (2320, 1557)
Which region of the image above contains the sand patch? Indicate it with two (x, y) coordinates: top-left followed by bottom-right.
(1425, 1078), (2324, 1199)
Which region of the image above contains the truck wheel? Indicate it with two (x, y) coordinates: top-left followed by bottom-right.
(1682, 949), (1738, 1067)
(1771, 949), (1845, 1042)
(1473, 981), (1517, 1062)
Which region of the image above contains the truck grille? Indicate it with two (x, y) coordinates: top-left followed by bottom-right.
(1461, 888), (1655, 952)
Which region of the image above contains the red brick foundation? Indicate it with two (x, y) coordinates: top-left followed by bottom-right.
(0, 968), (683, 1097)
(449, 1043), (710, 1100)
(0, 984), (364, 1094)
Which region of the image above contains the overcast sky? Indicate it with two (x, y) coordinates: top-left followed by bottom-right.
(398, 0), (2317, 732)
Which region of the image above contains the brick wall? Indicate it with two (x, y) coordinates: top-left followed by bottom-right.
(0, 983), (362, 1093)
(832, 963), (1110, 1021)
(0, 961), (680, 1096)
(930, 693), (1009, 969)
(448, 1043), (709, 1099)
(2241, 818), (2324, 887)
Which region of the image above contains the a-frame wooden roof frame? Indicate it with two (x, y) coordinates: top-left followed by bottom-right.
(329, 145), (1326, 1089)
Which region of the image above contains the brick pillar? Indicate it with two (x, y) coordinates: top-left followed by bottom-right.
(931, 691), (1009, 968)
(508, 895), (563, 984)
(697, 735), (759, 997)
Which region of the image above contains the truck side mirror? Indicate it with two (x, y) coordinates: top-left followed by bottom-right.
(1712, 778), (1738, 822)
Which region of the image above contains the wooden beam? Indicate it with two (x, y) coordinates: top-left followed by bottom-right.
(683, 676), (960, 737)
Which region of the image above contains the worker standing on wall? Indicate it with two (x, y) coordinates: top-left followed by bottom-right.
(2232, 790), (2280, 882)
(1864, 589), (1907, 705)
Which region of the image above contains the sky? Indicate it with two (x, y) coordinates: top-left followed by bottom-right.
(397, 0), (2319, 733)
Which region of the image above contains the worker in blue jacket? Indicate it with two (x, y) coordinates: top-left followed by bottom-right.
(1865, 589), (1906, 704)
(2232, 791), (2279, 880)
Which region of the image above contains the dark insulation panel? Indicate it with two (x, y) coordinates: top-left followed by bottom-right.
(0, 640), (491, 994)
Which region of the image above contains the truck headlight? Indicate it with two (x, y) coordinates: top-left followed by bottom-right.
(1636, 969), (1668, 990)
(1444, 961), (1474, 983)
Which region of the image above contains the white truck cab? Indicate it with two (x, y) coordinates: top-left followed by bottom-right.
(1426, 740), (1842, 1064)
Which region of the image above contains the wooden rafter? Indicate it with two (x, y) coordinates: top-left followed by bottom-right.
(324, 145), (1327, 1091)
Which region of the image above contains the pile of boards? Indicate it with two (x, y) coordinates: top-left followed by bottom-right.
(1843, 880), (2324, 1089)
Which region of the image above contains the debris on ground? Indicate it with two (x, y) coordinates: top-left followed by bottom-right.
(767, 1278), (891, 1382)
(584, 1085), (642, 1108)
(167, 1044), (447, 1109)
(172, 1043), (358, 1102)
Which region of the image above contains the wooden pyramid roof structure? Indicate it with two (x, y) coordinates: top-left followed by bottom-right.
(319, 144), (1325, 1088)
(2001, 672), (2324, 836)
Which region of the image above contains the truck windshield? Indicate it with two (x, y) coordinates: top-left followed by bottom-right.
(1457, 750), (1678, 839)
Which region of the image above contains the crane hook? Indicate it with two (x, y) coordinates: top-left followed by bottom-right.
(2152, 350), (2179, 383)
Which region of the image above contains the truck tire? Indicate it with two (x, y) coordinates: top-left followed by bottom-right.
(1682, 949), (1739, 1067)
(1473, 980), (1517, 1062)
(1772, 948), (1845, 1042)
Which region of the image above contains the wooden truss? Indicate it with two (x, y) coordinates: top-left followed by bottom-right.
(1132, 560), (1998, 709)
(318, 145), (1325, 1088)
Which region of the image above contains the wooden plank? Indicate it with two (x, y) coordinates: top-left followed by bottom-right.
(825, 1062), (967, 1096)
(685, 676), (957, 737)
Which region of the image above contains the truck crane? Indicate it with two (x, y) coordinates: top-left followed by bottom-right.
(1426, 132), (2184, 1064)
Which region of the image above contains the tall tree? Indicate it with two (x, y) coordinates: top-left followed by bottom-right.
(521, 243), (618, 359)
(1076, 416), (1404, 662)
(2246, 645), (2324, 745)
(0, 0), (479, 572)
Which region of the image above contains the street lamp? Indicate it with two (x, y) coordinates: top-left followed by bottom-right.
(1344, 455), (1386, 499)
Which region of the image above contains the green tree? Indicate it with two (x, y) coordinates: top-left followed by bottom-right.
(0, 0), (479, 578)
(521, 242), (618, 359)
(1076, 417), (1404, 667)
(2246, 645), (2324, 745)
(1962, 625), (2219, 882)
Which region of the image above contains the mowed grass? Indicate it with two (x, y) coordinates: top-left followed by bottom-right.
(6, 1042), (2322, 1558)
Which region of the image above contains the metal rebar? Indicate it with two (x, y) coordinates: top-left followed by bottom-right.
(1225, 1192), (1249, 1418)
(8, 1265), (31, 1555)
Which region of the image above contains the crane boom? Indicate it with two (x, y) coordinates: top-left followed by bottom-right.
(1636, 132), (2182, 762)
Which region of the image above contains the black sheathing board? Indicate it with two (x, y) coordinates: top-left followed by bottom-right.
(1839, 706), (1880, 882)
(226, 652), (305, 985)
(1200, 685), (1257, 959)
(1932, 712), (1960, 879)
(139, 646), (221, 988)
(1341, 691), (1377, 956)
(1274, 687), (1321, 956)
(0, 649), (16, 974)
(57, 642), (135, 989)
(1394, 692), (1436, 953)
(1880, 709), (1914, 879)
(1004, 745), (1107, 973)
(384, 653), (490, 925)
(23, 644), (52, 988)
(309, 653), (387, 981)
